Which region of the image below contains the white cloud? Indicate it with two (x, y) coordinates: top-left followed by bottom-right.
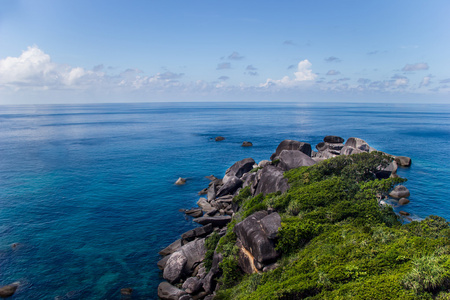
(326, 70), (340, 76)
(402, 63), (429, 72)
(261, 60), (317, 87)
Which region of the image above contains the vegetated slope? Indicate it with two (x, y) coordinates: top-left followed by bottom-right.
(210, 152), (450, 300)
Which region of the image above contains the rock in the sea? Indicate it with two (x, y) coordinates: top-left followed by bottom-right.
(242, 141), (253, 147)
(234, 211), (280, 267)
(193, 216), (232, 227)
(0, 282), (19, 298)
(324, 135), (344, 144)
(398, 198), (410, 205)
(344, 137), (370, 152)
(254, 165), (289, 196)
(215, 136), (225, 141)
(120, 287), (133, 296)
(222, 158), (255, 184)
(157, 254), (171, 270)
(184, 208), (203, 218)
(375, 161), (398, 179)
(277, 150), (316, 171)
(270, 139), (312, 160)
(389, 185), (410, 199)
(181, 224), (213, 242)
(197, 198), (214, 212)
(216, 176), (243, 198)
(399, 211), (410, 216)
(158, 281), (187, 300)
(395, 156), (412, 167)
(175, 177), (186, 185)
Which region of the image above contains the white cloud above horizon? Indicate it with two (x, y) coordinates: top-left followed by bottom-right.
(261, 60), (317, 87)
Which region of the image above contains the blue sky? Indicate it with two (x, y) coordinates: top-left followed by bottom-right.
(1, 0), (449, 104)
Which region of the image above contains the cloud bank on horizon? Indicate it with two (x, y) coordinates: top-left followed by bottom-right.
(0, 0), (449, 104)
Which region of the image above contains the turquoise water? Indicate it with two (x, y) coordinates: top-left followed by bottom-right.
(0, 102), (449, 299)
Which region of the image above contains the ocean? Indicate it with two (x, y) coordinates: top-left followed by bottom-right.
(0, 102), (449, 299)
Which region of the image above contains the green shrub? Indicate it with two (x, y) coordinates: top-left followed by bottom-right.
(276, 218), (321, 254)
(402, 255), (448, 292)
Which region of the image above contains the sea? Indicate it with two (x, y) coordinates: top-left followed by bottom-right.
(0, 102), (449, 299)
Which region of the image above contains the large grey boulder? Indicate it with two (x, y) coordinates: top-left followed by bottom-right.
(181, 224), (213, 243)
(375, 161), (398, 179)
(158, 281), (188, 300)
(223, 158), (255, 184)
(193, 216), (232, 227)
(254, 165), (289, 196)
(216, 176), (243, 197)
(395, 156), (412, 167)
(277, 150), (316, 171)
(389, 185), (410, 199)
(340, 145), (364, 156)
(324, 135), (344, 144)
(163, 251), (188, 283)
(234, 211), (280, 267)
(197, 198), (213, 212)
(182, 277), (203, 294)
(181, 238), (207, 272)
(207, 182), (217, 201)
(260, 212), (282, 239)
(344, 137), (370, 152)
(159, 239), (183, 256)
(270, 140), (312, 160)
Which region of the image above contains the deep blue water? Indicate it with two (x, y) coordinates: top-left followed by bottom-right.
(0, 102), (449, 299)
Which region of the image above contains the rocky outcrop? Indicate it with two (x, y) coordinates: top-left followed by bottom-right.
(158, 281), (188, 300)
(216, 176), (242, 198)
(277, 150), (316, 171)
(181, 224), (213, 243)
(389, 185), (410, 199)
(175, 177), (186, 185)
(194, 216), (232, 227)
(323, 135), (344, 144)
(270, 139), (312, 160)
(254, 165), (289, 196)
(395, 156), (412, 167)
(234, 211), (281, 271)
(398, 198), (410, 205)
(222, 158), (255, 184)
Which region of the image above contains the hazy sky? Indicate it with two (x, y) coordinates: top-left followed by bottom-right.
(1, 0), (449, 104)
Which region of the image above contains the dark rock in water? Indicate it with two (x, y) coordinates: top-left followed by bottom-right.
(234, 211), (280, 266)
(0, 282), (19, 298)
(215, 136), (225, 141)
(158, 281), (187, 300)
(277, 150), (316, 171)
(323, 135), (344, 144)
(182, 277), (203, 294)
(254, 165), (289, 196)
(398, 198), (410, 205)
(194, 216), (232, 227)
(159, 239), (183, 256)
(270, 139), (312, 160)
(163, 251), (188, 283)
(395, 156), (412, 167)
(242, 141), (253, 147)
(120, 288), (133, 296)
(181, 224), (213, 242)
(389, 185), (410, 199)
(216, 176), (243, 198)
(223, 158), (255, 184)
(185, 208), (203, 218)
(175, 177), (186, 185)
(198, 188), (208, 195)
(399, 211), (410, 216)
(157, 255), (171, 270)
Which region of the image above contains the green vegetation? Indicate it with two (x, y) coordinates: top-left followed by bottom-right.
(210, 152), (450, 299)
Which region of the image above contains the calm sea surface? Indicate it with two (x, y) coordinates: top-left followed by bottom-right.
(0, 102), (449, 299)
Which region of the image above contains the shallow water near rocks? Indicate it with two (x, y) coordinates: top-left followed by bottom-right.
(0, 102), (449, 299)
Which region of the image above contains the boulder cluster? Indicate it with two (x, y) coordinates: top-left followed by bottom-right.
(158, 136), (412, 299)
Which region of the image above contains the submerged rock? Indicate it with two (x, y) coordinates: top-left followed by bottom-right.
(398, 198), (410, 205)
(175, 177), (186, 185)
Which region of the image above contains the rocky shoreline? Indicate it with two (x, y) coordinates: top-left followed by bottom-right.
(156, 136), (412, 300)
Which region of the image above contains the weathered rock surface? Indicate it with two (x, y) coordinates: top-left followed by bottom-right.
(197, 198), (214, 212)
(375, 161), (398, 179)
(340, 145), (364, 156)
(344, 137), (370, 152)
(234, 211), (280, 267)
(254, 165), (289, 196)
(270, 139), (312, 160)
(399, 211), (410, 216)
(389, 185), (410, 199)
(277, 150), (316, 171)
(0, 282), (19, 298)
(184, 208), (203, 218)
(182, 277), (203, 294)
(193, 216), (232, 227)
(260, 212), (282, 239)
(163, 251), (188, 283)
(395, 156), (412, 167)
(242, 141), (253, 147)
(181, 224), (213, 242)
(207, 183), (217, 201)
(159, 239), (183, 256)
(223, 158), (255, 184)
(175, 177), (186, 185)
(324, 135), (344, 144)
(158, 254), (171, 270)
(158, 281), (188, 300)
(216, 176), (243, 198)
